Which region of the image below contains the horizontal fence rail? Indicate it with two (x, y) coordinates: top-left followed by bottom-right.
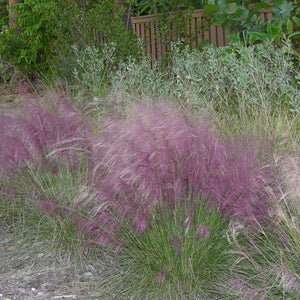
(131, 9), (273, 61)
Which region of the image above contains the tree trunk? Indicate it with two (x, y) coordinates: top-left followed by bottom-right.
(8, 0), (23, 29)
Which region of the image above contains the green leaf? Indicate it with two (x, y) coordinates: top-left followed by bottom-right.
(266, 20), (272, 35)
(293, 16), (300, 28)
(254, 3), (272, 11)
(249, 14), (258, 24)
(226, 34), (241, 44)
(234, 7), (249, 19)
(256, 17), (265, 26)
(224, 3), (238, 15)
(288, 31), (300, 39)
(272, 0), (285, 6)
(214, 14), (227, 27)
(287, 19), (293, 35)
(0, 16), (8, 26)
(274, 20), (283, 31)
(272, 0), (294, 23)
(204, 4), (219, 15)
(247, 31), (270, 43)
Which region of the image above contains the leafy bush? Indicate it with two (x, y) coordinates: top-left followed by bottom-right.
(205, 0), (300, 50)
(111, 55), (168, 99)
(170, 42), (300, 111)
(110, 42), (300, 114)
(72, 44), (117, 97)
(0, 1), (60, 78)
(0, 0), (139, 79)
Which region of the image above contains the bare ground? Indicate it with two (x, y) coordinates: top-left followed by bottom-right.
(0, 225), (117, 300)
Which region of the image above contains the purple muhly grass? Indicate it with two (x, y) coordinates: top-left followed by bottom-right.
(20, 94), (93, 167)
(79, 212), (120, 247)
(90, 103), (208, 236)
(230, 278), (266, 300)
(156, 270), (167, 285)
(210, 137), (271, 226)
(1, 92), (94, 225)
(17, 78), (34, 96)
(0, 92), (92, 177)
(280, 155), (300, 214)
(168, 236), (182, 260)
(86, 102), (274, 247)
(196, 223), (211, 240)
(271, 264), (300, 294)
(0, 115), (35, 176)
(35, 196), (60, 216)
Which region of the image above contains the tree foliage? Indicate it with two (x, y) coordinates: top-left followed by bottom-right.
(0, 0), (139, 78)
(135, 0), (206, 15)
(205, 0), (300, 49)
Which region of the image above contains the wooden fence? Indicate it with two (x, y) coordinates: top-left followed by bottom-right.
(131, 9), (273, 61)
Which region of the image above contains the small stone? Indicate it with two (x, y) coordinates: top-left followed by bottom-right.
(31, 287), (36, 292)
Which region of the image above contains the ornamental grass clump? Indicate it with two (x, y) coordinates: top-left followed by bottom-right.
(0, 114), (35, 177)
(0, 91), (94, 256)
(220, 152), (300, 299)
(82, 102), (274, 247)
(0, 91), (93, 224)
(0, 92), (92, 178)
(80, 102), (276, 298)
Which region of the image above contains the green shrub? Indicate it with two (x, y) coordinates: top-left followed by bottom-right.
(0, 0), (139, 79)
(205, 0), (300, 50)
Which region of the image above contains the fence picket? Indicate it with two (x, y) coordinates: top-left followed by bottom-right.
(131, 8), (273, 61)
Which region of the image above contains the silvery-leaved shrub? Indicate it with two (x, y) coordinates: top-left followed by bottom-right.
(72, 44), (117, 97)
(167, 41), (299, 112)
(106, 41), (299, 114)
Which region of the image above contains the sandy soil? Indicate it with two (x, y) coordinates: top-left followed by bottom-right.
(0, 225), (115, 300)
